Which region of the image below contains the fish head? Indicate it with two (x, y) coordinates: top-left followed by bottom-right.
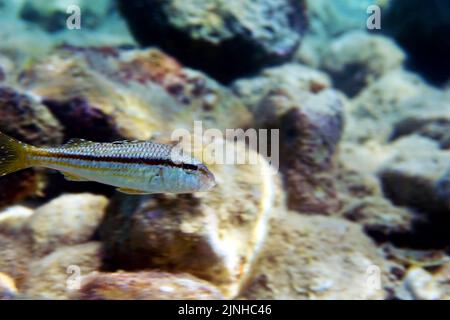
(169, 163), (216, 193)
(166, 148), (216, 193)
(196, 163), (216, 191)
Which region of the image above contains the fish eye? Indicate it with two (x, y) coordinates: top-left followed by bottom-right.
(184, 169), (197, 175)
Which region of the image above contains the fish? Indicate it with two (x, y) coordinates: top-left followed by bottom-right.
(0, 131), (216, 194)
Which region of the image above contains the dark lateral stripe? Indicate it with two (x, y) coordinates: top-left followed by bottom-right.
(50, 153), (200, 172)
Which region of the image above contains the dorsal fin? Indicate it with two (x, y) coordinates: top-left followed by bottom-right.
(110, 140), (142, 145)
(62, 138), (94, 148)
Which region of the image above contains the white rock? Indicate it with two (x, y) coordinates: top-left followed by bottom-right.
(24, 193), (108, 257)
(240, 212), (386, 300)
(322, 31), (405, 96)
(0, 205), (34, 234)
(0, 272), (18, 299)
(24, 242), (102, 300)
(404, 267), (441, 300)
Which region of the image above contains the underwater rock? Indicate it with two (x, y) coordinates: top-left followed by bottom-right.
(377, 135), (450, 248)
(0, 169), (40, 211)
(233, 63), (344, 213)
(240, 212), (386, 300)
(118, 0), (306, 82)
(0, 66), (4, 83)
(378, 136), (450, 215)
(20, 0), (113, 32)
(341, 129), (450, 250)
(341, 196), (413, 241)
(0, 9), (55, 67)
(346, 70), (434, 144)
(20, 47), (251, 141)
(382, 0), (450, 85)
(296, 0), (385, 67)
(0, 0), (134, 64)
(0, 86), (63, 146)
(383, 246), (450, 269)
(393, 120), (450, 151)
(0, 272), (18, 300)
(24, 242), (102, 300)
(344, 76), (450, 215)
(0, 234), (30, 289)
(0, 205), (34, 235)
(338, 140), (395, 182)
(321, 31), (405, 97)
(434, 263), (450, 300)
(100, 137), (283, 299)
(400, 267), (442, 300)
(437, 170), (450, 210)
(389, 90), (450, 150)
(259, 88), (344, 213)
(0, 86), (64, 208)
(334, 164), (382, 203)
(232, 63), (332, 113)
(72, 271), (224, 300)
(295, 33), (327, 69)
(19, 52), (157, 142)
(0, 55), (14, 84)
(107, 48), (252, 131)
(24, 193), (108, 258)
(333, 163), (416, 243)
(305, 0), (379, 38)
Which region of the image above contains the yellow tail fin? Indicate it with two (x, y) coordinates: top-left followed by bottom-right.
(0, 132), (31, 177)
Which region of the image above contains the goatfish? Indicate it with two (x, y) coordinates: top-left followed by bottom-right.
(0, 131), (216, 194)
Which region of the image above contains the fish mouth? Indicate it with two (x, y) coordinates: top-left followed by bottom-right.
(198, 164), (216, 191)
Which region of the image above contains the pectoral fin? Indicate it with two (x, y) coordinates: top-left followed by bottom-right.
(116, 187), (151, 195)
(62, 172), (89, 182)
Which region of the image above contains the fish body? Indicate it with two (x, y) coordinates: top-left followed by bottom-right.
(0, 132), (215, 194)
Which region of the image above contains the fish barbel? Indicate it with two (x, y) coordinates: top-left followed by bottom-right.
(0, 131), (216, 194)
